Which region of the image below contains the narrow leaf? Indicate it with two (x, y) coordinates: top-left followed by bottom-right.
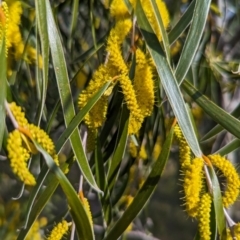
(95, 137), (112, 225)
(45, 0), (100, 193)
(17, 168), (58, 240)
(35, 0), (49, 125)
(135, 0), (202, 157)
(33, 141), (95, 240)
(182, 80), (240, 140)
(69, 0), (79, 39)
(107, 106), (129, 191)
(104, 127), (174, 240)
(150, 0), (170, 62)
(208, 165), (225, 236)
(168, 0), (196, 44)
(175, 0), (211, 84)
(201, 104), (240, 141)
(55, 82), (111, 153)
(215, 138), (240, 156)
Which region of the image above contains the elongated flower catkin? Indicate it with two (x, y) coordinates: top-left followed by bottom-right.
(198, 193), (212, 240)
(81, 197), (93, 226)
(47, 220), (70, 240)
(133, 49), (155, 118)
(106, 19), (132, 73)
(79, 191), (93, 226)
(174, 124), (191, 169)
(0, 1), (9, 56)
(110, 0), (133, 20)
(8, 102), (59, 173)
(7, 130), (36, 185)
(183, 157), (204, 217)
(78, 65), (111, 129)
(209, 154), (240, 207)
(106, 19), (143, 134)
(6, 0), (24, 58)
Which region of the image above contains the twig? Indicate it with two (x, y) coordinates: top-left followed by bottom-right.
(5, 101), (19, 129)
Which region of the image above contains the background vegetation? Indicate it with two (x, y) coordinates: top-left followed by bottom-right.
(1, 0), (240, 239)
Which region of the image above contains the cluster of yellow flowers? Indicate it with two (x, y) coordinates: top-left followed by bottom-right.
(47, 220), (70, 240)
(0, 1), (9, 56)
(78, 0), (170, 140)
(6, 102), (59, 186)
(0, 0), (42, 75)
(79, 190), (93, 226)
(174, 124), (240, 240)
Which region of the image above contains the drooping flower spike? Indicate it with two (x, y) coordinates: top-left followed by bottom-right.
(47, 220), (71, 240)
(6, 102), (59, 185)
(198, 193), (212, 240)
(208, 154), (240, 207)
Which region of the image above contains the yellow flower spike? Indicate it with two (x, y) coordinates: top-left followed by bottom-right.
(0, 1), (9, 56)
(198, 193), (212, 240)
(183, 157), (204, 217)
(174, 124), (191, 169)
(78, 65), (112, 130)
(7, 130), (36, 186)
(119, 75), (143, 134)
(28, 124), (59, 166)
(86, 95), (109, 129)
(106, 19), (132, 72)
(208, 154), (240, 207)
(47, 220), (70, 240)
(110, 0), (130, 19)
(9, 102), (28, 128)
(226, 223), (240, 239)
(141, 0), (170, 42)
(79, 191), (93, 226)
(133, 49), (155, 118)
(101, 20), (143, 134)
(108, 18), (132, 46)
(5, 1), (23, 55)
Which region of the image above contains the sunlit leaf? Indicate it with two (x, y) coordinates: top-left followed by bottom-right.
(45, 0), (101, 193)
(104, 126), (174, 240)
(135, 0), (202, 157)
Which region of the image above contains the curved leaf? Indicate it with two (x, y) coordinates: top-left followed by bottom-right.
(201, 104), (240, 141)
(182, 80), (240, 140)
(17, 168), (57, 240)
(104, 127), (174, 240)
(215, 138), (240, 156)
(208, 165), (225, 236)
(33, 141), (95, 240)
(107, 105), (129, 191)
(35, 0), (49, 125)
(168, 0), (196, 44)
(55, 82), (111, 153)
(45, 0), (100, 193)
(150, 0), (170, 62)
(135, 0), (202, 157)
(175, 0), (211, 84)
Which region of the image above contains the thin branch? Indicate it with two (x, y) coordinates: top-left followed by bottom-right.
(5, 101), (19, 129)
